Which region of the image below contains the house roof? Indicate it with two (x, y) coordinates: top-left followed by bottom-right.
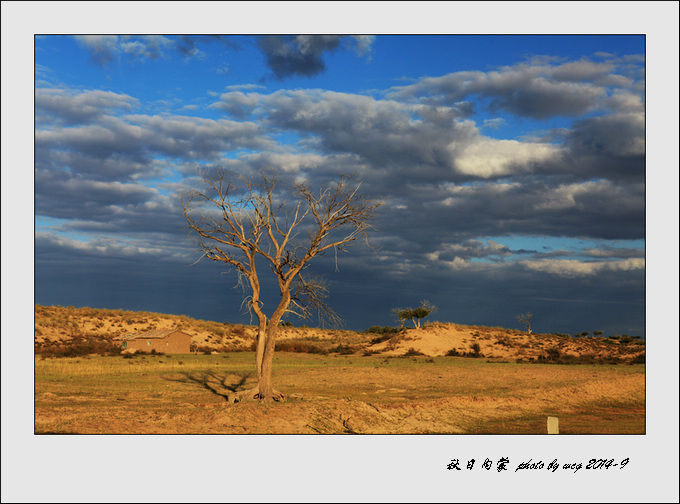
(114, 328), (191, 341)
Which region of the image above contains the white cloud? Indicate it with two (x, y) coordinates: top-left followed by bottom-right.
(520, 258), (645, 277)
(74, 35), (120, 65)
(532, 180), (618, 211)
(453, 138), (559, 178)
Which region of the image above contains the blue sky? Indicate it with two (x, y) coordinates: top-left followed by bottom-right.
(29, 30), (654, 337)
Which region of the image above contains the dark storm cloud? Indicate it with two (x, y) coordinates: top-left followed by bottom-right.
(294, 236), (645, 335)
(214, 89), (482, 178)
(208, 53), (645, 243)
(413, 178), (644, 242)
(387, 57), (643, 119)
(35, 168), (158, 220)
(33, 44), (646, 337)
(210, 93), (644, 242)
(257, 35), (374, 80)
(213, 84), (643, 188)
(35, 169), (190, 241)
(562, 111), (645, 180)
(72, 35), (375, 81)
(34, 232), (253, 323)
(35, 95), (270, 183)
(425, 239), (513, 263)
(582, 247), (645, 259)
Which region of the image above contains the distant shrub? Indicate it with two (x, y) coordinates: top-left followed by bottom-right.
(468, 342), (482, 358)
(329, 344), (358, 355)
(402, 347), (425, 357)
(544, 347), (561, 361)
(230, 325), (246, 337)
(36, 338), (122, 358)
(369, 332), (397, 345)
(276, 340), (328, 354)
(445, 348), (460, 357)
(366, 326), (402, 336)
(630, 353), (645, 364)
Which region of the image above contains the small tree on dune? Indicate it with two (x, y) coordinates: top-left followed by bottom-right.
(393, 307), (411, 329)
(181, 168), (383, 402)
(393, 300), (437, 329)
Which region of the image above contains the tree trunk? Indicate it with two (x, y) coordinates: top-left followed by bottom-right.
(258, 326), (278, 400)
(256, 291), (290, 401)
(246, 263), (267, 380)
(255, 318), (266, 379)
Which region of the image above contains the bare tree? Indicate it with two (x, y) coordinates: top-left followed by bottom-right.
(181, 168), (383, 402)
(516, 312), (533, 333)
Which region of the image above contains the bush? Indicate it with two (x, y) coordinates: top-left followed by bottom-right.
(446, 344), (483, 358)
(276, 340), (327, 354)
(370, 333), (394, 345)
(469, 342), (482, 358)
(630, 353), (645, 364)
(230, 325), (246, 337)
(36, 338), (122, 358)
(329, 344), (358, 355)
(546, 347), (561, 360)
(402, 347), (425, 357)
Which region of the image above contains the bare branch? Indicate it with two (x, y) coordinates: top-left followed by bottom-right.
(181, 169), (382, 324)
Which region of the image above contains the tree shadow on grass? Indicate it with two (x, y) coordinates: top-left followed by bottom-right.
(163, 371), (252, 402)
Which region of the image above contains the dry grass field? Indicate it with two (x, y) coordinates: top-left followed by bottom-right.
(34, 305), (645, 434)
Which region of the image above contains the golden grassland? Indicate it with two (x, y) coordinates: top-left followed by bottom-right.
(34, 305), (645, 434)
(34, 354), (645, 435)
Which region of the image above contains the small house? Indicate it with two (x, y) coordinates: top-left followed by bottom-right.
(115, 328), (192, 354)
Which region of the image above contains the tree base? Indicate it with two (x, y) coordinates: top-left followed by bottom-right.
(229, 387), (285, 403)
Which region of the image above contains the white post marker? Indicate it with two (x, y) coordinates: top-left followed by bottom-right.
(547, 416), (559, 434)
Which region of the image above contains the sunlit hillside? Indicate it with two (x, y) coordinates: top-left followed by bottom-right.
(34, 305), (645, 363)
